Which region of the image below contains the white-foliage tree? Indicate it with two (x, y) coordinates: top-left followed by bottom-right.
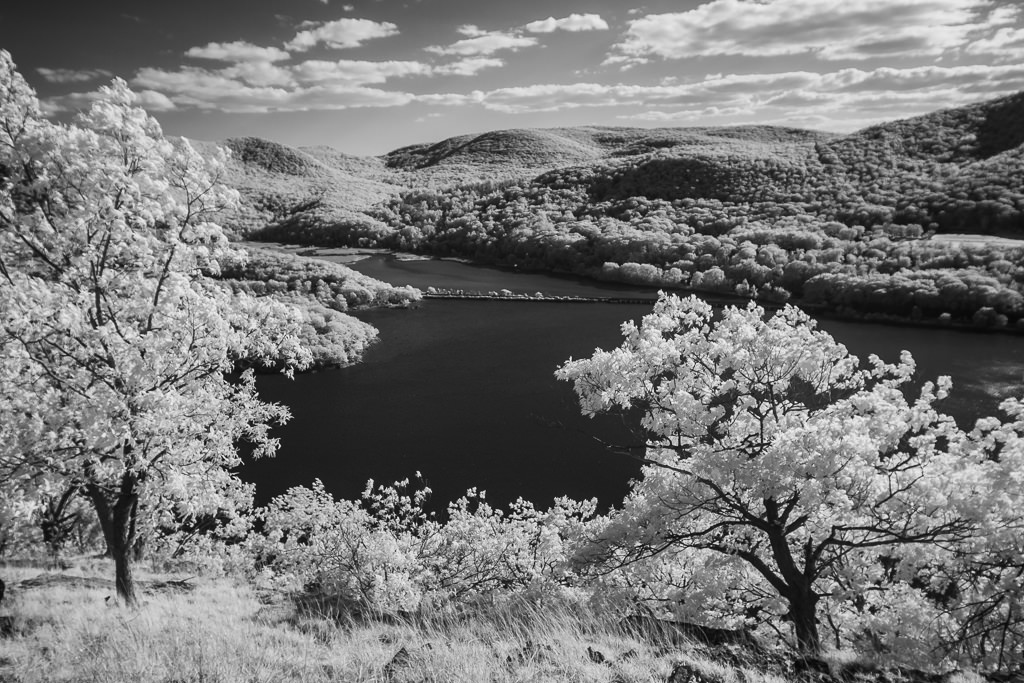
(932, 403), (1024, 670)
(0, 51), (311, 604)
(556, 293), (1016, 657)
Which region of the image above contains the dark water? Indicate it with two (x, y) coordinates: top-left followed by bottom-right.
(244, 255), (1024, 510)
(348, 255), (661, 299)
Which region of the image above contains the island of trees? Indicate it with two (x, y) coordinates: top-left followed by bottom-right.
(2, 49), (1024, 681)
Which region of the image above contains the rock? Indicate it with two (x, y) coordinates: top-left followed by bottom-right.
(791, 655), (832, 678)
(506, 639), (555, 666)
(17, 574), (112, 592)
(619, 615), (757, 648)
(838, 660), (883, 683)
(382, 646), (411, 681)
(667, 662), (724, 683)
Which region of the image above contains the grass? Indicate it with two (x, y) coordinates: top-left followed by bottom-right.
(0, 560), (801, 683)
(2, 560), (984, 683)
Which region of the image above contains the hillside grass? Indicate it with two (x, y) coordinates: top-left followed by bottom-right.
(0, 561), (812, 683)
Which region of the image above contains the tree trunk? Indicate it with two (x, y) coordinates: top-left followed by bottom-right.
(40, 485), (79, 564)
(788, 587), (821, 654)
(85, 472), (140, 607)
(761, 502), (822, 655)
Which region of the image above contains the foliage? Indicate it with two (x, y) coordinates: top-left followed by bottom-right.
(556, 293), (1024, 665)
(253, 478), (597, 614)
(217, 246), (421, 310)
(0, 51), (311, 603)
(212, 245), (422, 368)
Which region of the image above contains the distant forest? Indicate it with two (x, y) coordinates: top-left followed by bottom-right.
(216, 91), (1024, 328)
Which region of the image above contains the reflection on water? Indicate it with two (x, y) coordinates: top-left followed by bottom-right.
(244, 255), (1024, 511)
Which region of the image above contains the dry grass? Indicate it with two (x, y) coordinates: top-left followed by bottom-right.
(0, 561), (797, 683)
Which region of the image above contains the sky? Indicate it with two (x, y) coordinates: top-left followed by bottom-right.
(2, 0), (1023, 156)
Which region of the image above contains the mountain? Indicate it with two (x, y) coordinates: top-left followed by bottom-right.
(200, 92), (1024, 327)
(207, 91), (1023, 244)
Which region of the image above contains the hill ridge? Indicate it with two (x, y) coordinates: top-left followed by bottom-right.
(212, 90), (1024, 327)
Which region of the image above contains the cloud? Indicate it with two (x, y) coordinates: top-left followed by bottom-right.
(425, 30), (538, 56)
(523, 13), (609, 33)
(965, 26), (1024, 61)
(87, 51), (495, 114)
(427, 16), (606, 57)
(609, 0), (1002, 64)
(286, 18), (399, 51)
(132, 65), (413, 113)
(220, 62), (295, 88)
(414, 63), (1024, 130)
(133, 90), (177, 111)
(36, 68), (113, 84)
(42, 86), (177, 114)
(456, 25), (488, 38)
(291, 59), (432, 85)
(185, 41), (290, 63)
(432, 57), (505, 77)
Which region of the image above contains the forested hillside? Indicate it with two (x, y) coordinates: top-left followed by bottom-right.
(213, 246), (421, 368)
(215, 92), (1024, 328)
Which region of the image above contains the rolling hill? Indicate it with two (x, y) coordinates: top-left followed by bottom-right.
(211, 91), (1024, 242)
(203, 91), (1024, 327)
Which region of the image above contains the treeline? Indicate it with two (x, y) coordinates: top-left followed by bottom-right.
(358, 184), (1024, 327)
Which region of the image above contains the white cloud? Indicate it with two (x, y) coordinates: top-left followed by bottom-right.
(42, 85), (177, 114)
(132, 65), (413, 113)
(414, 63), (1024, 127)
(417, 92), (486, 107)
(433, 57), (505, 77)
(220, 61), (296, 88)
(36, 67), (113, 84)
(426, 31), (538, 56)
(286, 18), (399, 51)
(186, 41), (290, 63)
(523, 13), (609, 33)
(457, 25), (488, 37)
(610, 0), (999, 64)
(134, 90), (177, 111)
(427, 15), (605, 58)
(291, 59), (432, 85)
(965, 26), (1024, 61)
(96, 50), (496, 115)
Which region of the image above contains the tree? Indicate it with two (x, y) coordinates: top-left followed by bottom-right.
(0, 51), (310, 605)
(557, 293), (990, 654)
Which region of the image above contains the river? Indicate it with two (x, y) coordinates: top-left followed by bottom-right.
(244, 254), (1024, 511)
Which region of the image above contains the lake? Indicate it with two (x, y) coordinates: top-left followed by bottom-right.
(245, 255), (1024, 511)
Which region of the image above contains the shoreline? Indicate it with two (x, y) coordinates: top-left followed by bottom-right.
(420, 291), (1024, 335)
(239, 240), (1024, 335)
